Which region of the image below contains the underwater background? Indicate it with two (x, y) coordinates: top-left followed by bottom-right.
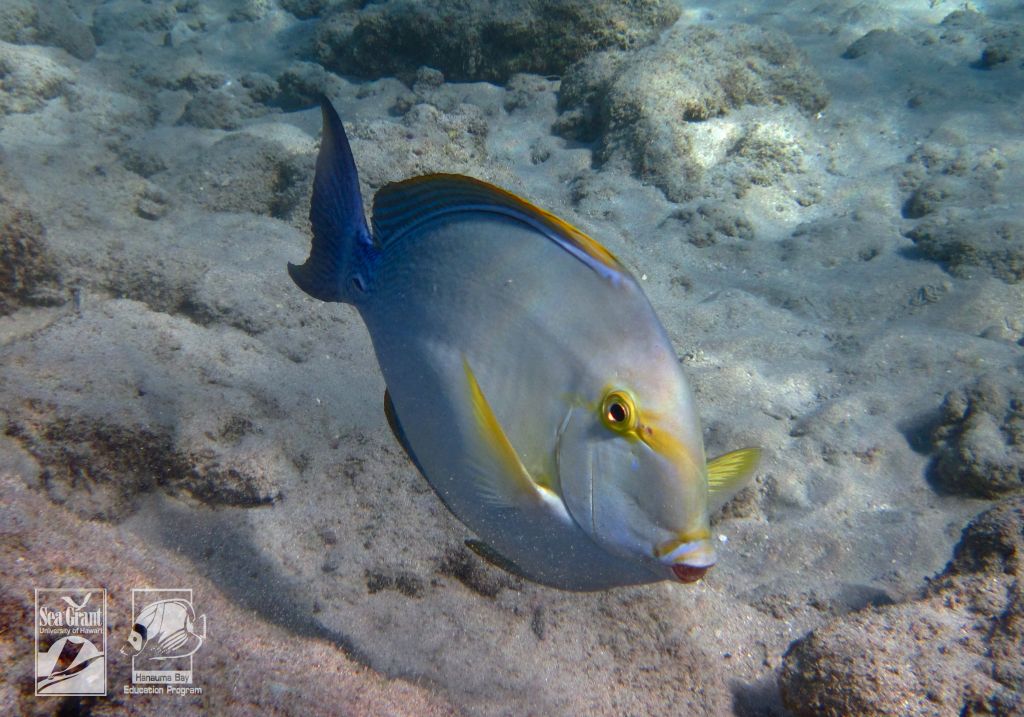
(1, 0), (1022, 715)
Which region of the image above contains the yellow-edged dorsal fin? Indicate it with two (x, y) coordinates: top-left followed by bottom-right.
(372, 174), (629, 284)
(462, 357), (570, 522)
(707, 447), (761, 513)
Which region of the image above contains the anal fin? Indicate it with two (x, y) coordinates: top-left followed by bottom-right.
(384, 388), (426, 476)
(464, 539), (531, 580)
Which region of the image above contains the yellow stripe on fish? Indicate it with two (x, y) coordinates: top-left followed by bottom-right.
(597, 388), (700, 478)
(653, 528), (713, 560)
(462, 357), (567, 518)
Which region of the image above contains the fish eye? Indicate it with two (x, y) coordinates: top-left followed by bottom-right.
(600, 390), (637, 432)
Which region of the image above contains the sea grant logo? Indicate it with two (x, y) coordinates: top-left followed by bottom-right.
(121, 589), (206, 697)
(35, 588), (107, 696)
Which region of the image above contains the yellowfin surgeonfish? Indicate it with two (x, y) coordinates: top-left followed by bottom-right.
(289, 98), (760, 591)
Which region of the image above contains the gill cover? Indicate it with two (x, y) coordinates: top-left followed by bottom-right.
(556, 405), (596, 538)
(557, 404), (688, 561)
(557, 388), (718, 568)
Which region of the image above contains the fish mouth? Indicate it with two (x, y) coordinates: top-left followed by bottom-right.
(657, 537), (716, 583)
(671, 563), (711, 582)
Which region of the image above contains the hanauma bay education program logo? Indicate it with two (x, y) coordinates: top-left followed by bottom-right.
(120, 588), (207, 696)
(35, 588), (107, 696)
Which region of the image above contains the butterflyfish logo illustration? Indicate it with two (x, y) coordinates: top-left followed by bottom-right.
(121, 589), (206, 696)
(35, 588), (107, 696)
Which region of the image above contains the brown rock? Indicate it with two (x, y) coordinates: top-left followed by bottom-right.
(929, 372), (1024, 497)
(315, 0), (680, 83)
(0, 186), (62, 315)
(780, 498), (1024, 716)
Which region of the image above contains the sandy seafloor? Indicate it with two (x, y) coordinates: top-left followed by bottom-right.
(1, 0), (1022, 715)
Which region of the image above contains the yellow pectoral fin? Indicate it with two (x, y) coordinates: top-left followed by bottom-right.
(707, 447), (761, 513)
(462, 357), (556, 512)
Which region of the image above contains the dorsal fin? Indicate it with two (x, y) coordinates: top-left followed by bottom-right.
(371, 174), (629, 283)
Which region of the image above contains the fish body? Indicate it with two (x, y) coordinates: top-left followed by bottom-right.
(290, 99), (759, 591)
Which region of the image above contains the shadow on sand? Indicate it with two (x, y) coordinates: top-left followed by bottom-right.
(122, 494), (369, 664)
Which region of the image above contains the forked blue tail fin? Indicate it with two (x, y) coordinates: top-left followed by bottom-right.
(288, 98), (374, 303)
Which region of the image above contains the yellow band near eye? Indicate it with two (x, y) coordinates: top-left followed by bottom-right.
(596, 389), (698, 477)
